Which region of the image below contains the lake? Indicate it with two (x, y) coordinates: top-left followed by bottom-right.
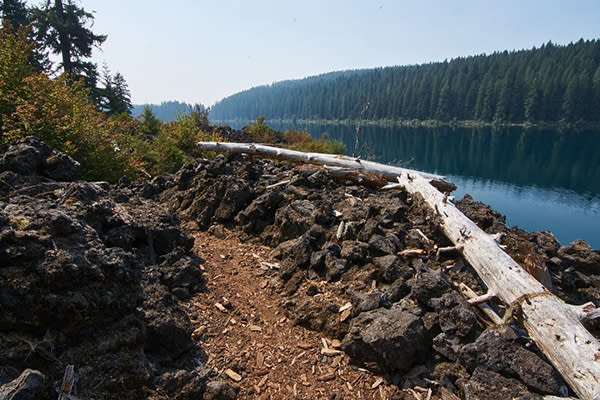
(268, 122), (600, 249)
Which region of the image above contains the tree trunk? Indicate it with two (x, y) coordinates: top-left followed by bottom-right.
(54, 0), (72, 74)
(196, 142), (456, 192)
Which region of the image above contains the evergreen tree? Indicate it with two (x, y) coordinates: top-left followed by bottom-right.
(32, 0), (106, 94)
(99, 65), (132, 115)
(0, 0), (28, 30)
(138, 106), (162, 139)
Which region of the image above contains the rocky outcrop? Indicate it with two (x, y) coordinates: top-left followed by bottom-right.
(0, 137), (207, 399)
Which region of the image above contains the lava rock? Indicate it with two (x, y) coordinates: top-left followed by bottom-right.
(410, 267), (452, 308)
(463, 367), (542, 400)
(557, 239), (600, 274)
(340, 240), (369, 263)
(341, 304), (427, 373)
(204, 380), (239, 400)
(460, 327), (562, 394)
(274, 200), (315, 242)
(351, 291), (383, 315)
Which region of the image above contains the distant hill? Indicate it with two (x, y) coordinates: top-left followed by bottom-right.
(132, 101), (201, 121)
(209, 39), (600, 124)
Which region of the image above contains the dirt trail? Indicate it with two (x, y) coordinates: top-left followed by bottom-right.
(189, 230), (410, 400)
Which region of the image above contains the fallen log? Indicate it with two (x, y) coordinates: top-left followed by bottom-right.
(196, 142), (600, 399)
(393, 172), (600, 400)
(196, 142), (456, 192)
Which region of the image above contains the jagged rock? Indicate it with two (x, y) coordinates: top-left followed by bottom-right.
(236, 189), (283, 233)
(557, 239), (600, 274)
(325, 255), (349, 281)
(142, 283), (193, 359)
(368, 234), (397, 256)
(341, 240), (369, 263)
(0, 136), (80, 180)
(0, 369), (46, 400)
(214, 178), (253, 221)
(341, 304), (427, 373)
(409, 267), (452, 308)
(463, 367), (542, 400)
(373, 255), (408, 283)
(351, 291), (383, 315)
(274, 200), (315, 242)
(158, 367), (211, 400)
(433, 332), (464, 361)
(460, 327), (562, 394)
(204, 380), (239, 400)
(432, 292), (478, 339)
(42, 151), (80, 181)
(456, 194), (507, 233)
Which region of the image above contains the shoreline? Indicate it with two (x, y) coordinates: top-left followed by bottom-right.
(211, 117), (600, 130)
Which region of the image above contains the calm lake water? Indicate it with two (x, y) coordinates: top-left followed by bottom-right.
(268, 122), (600, 249)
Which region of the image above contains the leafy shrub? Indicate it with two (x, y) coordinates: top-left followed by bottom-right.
(286, 130), (346, 154)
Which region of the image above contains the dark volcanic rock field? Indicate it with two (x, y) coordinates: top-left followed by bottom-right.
(0, 137), (599, 399)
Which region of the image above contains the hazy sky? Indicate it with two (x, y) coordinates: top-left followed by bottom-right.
(79, 0), (600, 106)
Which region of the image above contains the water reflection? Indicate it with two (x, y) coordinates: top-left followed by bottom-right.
(270, 122), (600, 247)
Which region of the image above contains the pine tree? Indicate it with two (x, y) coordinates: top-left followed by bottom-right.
(0, 0), (28, 30)
(138, 106), (162, 140)
(99, 65), (132, 115)
(32, 0), (106, 94)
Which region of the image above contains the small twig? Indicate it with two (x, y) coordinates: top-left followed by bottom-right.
(266, 179), (290, 189)
(459, 283), (502, 325)
(336, 221), (345, 241)
(353, 101), (370, 158)
(58, 365), (75, 400)
(261, 262), (280, 270)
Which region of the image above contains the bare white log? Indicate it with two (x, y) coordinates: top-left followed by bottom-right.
(395, 172), (600, 400)
(196, 142), (456, 192)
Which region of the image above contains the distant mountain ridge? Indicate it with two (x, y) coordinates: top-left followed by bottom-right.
(209, 39), (600, 125)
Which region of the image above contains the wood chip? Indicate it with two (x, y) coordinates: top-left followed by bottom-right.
(339, 302), (352, 313)
(318, 371), (336, 381)
(258, 375), (268, 387)
(249, 324), (262, 332)
(371, 377), (384, 389)
(340, 308), (352, 322)
(331, 339), (342, 349)
(297, 342), (313, 350)
(321, 348), (342, 356)
(224, 368), (242, 382)
(321, 338), (329, 349)
(256, 352), (264, 369)
(215, 303), (227, 312)
(191, 326), (207, 339)
(399, 248), (427, 256)
(331, 355), (343, 368)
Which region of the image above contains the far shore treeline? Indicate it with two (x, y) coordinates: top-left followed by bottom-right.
(210, 39), (600, 125)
